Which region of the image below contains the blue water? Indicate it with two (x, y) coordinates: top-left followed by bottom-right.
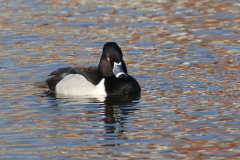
(1, 0), (240, 159)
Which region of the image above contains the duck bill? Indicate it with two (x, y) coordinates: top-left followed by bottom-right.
(113, 62), (128, 78)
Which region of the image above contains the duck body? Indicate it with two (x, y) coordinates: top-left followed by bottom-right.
(46, 42), (141, 96)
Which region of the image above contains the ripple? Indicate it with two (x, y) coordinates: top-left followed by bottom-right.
(1, 0), (240, 159)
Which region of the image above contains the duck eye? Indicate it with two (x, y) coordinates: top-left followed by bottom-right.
(107, 57), (110, 61)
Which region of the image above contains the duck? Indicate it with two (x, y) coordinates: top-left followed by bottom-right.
(46, 42), (141, 96)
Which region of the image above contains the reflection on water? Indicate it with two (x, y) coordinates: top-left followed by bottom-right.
(40, 93), (140, 145)
(103, 95), (140, 135)
(1, 0), (240, 159)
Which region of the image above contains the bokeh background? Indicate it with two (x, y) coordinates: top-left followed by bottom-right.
(1, 0), (240, 159)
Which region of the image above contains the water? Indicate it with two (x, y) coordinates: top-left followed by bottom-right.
(1, 0), (240, 159)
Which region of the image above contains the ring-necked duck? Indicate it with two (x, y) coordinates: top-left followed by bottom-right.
(46, 42), (141, 96)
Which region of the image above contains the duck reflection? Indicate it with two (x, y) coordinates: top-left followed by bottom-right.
(40, 92), (140, 139)
(103, 95), (140, 134)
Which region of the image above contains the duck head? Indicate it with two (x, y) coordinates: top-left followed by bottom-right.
(98, 42), (128, 78)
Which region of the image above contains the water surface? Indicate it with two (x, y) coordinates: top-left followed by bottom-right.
(1, 0), (240, 159)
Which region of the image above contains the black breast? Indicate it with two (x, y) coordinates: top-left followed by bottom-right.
(104, 76), (141, 95)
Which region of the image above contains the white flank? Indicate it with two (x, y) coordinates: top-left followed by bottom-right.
(56, 74), (106, 96)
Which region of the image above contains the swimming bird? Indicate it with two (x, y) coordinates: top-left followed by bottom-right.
(46, 42), (141, 96)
